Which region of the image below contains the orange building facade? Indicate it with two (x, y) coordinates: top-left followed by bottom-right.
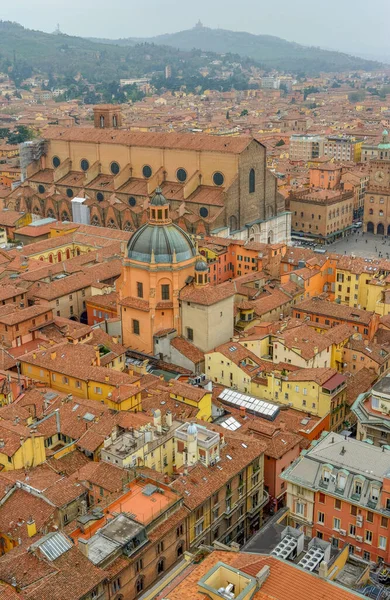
(309, 165), (342, 190)
(283, 433), (390, 564)
(293, 298), (380, 340)
(117, 188), (197, 354)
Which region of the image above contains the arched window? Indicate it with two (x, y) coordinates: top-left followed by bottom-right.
(112, 115), (117, 127)
(76, 247), (81, 256)
(369, 208), (373, 215)
(100, 115), (104, 128)
(136, 578), (144, 594)
(57, 252), (62, 262)
(249, 168), (255, 193)
(66, 249), (71, 259)
(49, 254), (53, 263)
(39, 256), (44, 261)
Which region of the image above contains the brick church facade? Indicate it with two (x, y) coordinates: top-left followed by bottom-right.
(7, 105), (291, 243)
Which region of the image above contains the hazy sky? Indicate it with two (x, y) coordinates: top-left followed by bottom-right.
(2, 0), (389, 58)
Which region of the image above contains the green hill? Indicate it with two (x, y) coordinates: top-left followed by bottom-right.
(0, 21), (219, 85)
(92, 24), (382, 74)
(0, 20), (382, 91)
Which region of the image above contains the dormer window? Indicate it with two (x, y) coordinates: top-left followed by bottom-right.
(354, 480), (362, 495)
(370, 485), (380, 503)
(371, 395), (380, 410)
(337, 472), (347, 491)
(322, 468), (331, 484)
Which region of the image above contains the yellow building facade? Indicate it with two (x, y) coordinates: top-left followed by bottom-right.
(0, 428), (46, 472)
(19, 347), (142, 412)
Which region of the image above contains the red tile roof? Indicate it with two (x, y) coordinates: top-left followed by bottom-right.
(45, 126), (254, 154)
(170, 336), (204, 364)
(162, 550), (362, 600)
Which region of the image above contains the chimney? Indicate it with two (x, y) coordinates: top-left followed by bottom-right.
(165, 410), (172, 427)
(94, 345), (100, 366)
(318, 561), (328, 579)
(105, 375), (109, 382)
(55, 409), (60, 433)
(50, 350), (56, 360)
(27, 517), (37, 538)
(78, 538), (89, 558)
(153, 409), (161, 428)
(314, 346), (318, 355)
(256, 565), (270, 588)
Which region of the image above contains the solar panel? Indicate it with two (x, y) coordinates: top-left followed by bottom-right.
(220, 416), (242, 431)
(218, 388), (280, 421)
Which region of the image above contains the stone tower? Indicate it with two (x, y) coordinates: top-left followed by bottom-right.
(93, 105), (122, 129)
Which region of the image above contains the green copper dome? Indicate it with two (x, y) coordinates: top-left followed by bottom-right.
(127, 223), (196, 264)
(379, 129), (390, 149)
(195, 258), (208, 272)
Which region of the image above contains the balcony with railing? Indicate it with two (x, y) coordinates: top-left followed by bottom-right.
(248, 490), (269, 514)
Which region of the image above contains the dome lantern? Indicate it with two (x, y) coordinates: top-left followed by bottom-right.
(149, 187), (170, 224)
(194, 258), (209, 286)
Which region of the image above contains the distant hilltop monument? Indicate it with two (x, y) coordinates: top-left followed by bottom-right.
(194, 20), (204, 29)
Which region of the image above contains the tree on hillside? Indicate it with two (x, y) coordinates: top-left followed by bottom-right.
(7, 125), (34, 144)
(303, 86), (319, 100)
(348, 90), (366, 103)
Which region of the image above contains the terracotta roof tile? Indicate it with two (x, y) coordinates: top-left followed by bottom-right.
(162, 551), (361, 600)
(45, 126), (253, 154)
(180, 282), (235, 306)
(295, 297), (375, 325)
(170, 336), (204, 364)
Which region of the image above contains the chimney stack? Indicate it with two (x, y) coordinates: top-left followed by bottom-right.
(78, 538), (89, 558)
(256, 566), (270, 588)
(153, 409), (161, 429)
(318, 561), (328, 579)
(26, 517), (37, 538)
